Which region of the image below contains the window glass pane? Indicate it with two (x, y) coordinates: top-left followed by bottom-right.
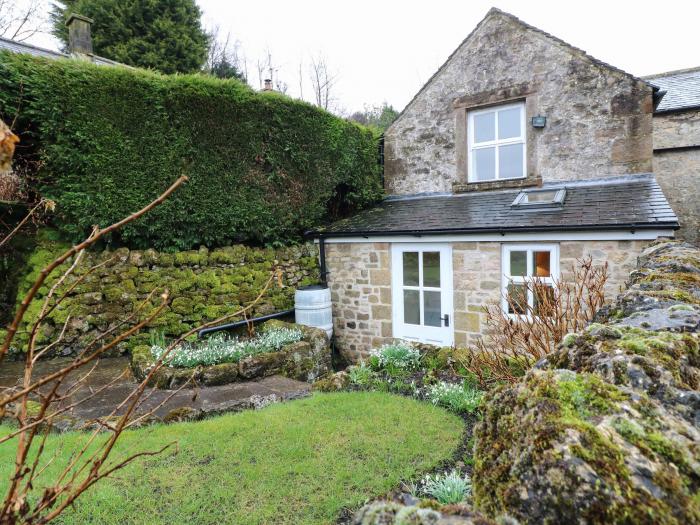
(533, 251), (551, 277)
(424, 291), (442, 327)
(498, 107), (522, 139)
(534, 285), (555, 317)
(423, 252), (440, 287)
(403, 252), (419, 286)
(498, 143), (524, 179)
(525, 190), (558, 203)
(506, 283), (528, 315)
(509, 251), (527, 276)
(403, 290), (420, 325)
(474, 111), (495, 142)
(474, 147), (496, 181)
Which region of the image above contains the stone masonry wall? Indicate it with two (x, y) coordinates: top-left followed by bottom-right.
(327, 239), (649, 362)
(384, 10), (653, 195)
(6, 241), (319, 356)
(652, 110), (700, 245)
(325, 242), (393, 363)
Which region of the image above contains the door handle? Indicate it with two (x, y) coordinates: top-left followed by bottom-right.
(440, 314), (450, 327)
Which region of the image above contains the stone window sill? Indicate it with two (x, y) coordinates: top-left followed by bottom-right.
(453, 176), (541, 193)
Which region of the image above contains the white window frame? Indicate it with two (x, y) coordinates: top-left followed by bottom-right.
(468, 101), (526, 183)
(501, 244), (559, 318)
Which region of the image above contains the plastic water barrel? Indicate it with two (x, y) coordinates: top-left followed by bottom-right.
(295, 285), (333, 340)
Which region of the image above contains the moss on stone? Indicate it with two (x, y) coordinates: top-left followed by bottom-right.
(474, 370), (699, 524)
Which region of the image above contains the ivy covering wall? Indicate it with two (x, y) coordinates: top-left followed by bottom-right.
(0, 52), (382, 250)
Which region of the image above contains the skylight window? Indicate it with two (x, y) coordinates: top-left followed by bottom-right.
(511, 188), (566, 208)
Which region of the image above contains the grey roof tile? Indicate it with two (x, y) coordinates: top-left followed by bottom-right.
(0, 36), (125, 67)
(646, 67), (700, 113)
(316, 175), (679, 237)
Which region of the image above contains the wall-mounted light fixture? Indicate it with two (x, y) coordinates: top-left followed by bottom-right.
(531, 115), (546, 128)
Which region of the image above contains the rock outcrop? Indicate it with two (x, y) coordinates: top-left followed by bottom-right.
(473, 241), (700, 524)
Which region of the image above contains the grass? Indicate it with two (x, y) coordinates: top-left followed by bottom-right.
(0, 392), (463, 525)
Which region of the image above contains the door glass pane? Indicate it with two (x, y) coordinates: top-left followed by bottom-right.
(498, 107), (521, 139)
(403, 252), (419, 286)
(506, 283), (528, 315)
(498, 143), (524, 179)
(423, 252), (441, 287)
(509, 251), (527, 276)
(403, 290), (420, 325)
(533, 251), (551, 277)
(534, 285), (555, 317)
(474, 147), (495, 181)
(424, 291), (442, 327)
(474, 111), (495, 142)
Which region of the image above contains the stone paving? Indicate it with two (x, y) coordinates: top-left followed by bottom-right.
(0, 357), (311, 427)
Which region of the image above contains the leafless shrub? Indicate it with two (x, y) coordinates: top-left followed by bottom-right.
(0, 0), (46, 42)
(462, 256), (608, 386)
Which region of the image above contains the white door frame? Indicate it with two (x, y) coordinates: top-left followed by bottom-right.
(391, 243), (454, 346)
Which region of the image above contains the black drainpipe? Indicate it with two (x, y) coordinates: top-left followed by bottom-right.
(318, 235), (328, 287)
(198, 308), (295, 338)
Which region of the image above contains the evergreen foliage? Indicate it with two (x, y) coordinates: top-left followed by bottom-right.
(50, 0), (209, 74)
(0, 52), (382, 249)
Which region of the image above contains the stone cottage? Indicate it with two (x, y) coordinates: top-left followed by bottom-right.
(312, 8), (699, 362)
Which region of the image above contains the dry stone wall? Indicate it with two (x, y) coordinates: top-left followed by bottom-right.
(5, 239), (319, 356)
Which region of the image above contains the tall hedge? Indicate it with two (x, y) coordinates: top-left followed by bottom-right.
(0, 52), (382, 250)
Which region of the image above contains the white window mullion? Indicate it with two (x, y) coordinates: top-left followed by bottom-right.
(418, 251), (424, 326)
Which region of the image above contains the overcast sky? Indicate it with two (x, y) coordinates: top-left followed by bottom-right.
(22, 0), (700, 114)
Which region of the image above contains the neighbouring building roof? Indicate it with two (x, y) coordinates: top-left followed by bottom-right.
(315, 175), (678, 237)
(0, 36), (124, 67)
(645, 67), (700, 113)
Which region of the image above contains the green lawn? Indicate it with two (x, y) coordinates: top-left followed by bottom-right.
(0, 392), (464, 525)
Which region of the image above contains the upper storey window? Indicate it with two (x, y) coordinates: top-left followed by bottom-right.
(468, 102), (526, 182)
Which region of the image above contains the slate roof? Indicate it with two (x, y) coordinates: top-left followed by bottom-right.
(645, 67), (700, 113)
(0, 36), (124, 67)
(315, 175), (679, 237)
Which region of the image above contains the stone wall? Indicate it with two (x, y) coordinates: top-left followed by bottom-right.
(384, 9), (653, 195)
(325, 242), (393, 363)
(326, 239), (649, 362)
(653, 109), (700, 149)
(5, 241), (319, 356)
(652, 110), (700, 245)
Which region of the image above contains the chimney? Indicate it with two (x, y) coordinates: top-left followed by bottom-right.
(263, 79), (273, 91)
(66, 13), (94, 56)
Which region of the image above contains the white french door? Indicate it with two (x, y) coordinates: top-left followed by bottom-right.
(391, 243), (454, 346)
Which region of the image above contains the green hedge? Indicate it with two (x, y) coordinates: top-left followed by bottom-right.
(0, 52), (382, 250)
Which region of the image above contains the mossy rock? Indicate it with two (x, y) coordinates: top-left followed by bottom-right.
(312, 371), (349, 392)
(474, 369), (700, 524)
(546, 325), (699, 423)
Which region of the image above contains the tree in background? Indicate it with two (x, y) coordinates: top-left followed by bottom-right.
(205, 25), (246, 81)
(348, 103), (399, 132)
(309, 54), (337, 111)
(0, 0), (47, 42)
(50, 0), (209, 74)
